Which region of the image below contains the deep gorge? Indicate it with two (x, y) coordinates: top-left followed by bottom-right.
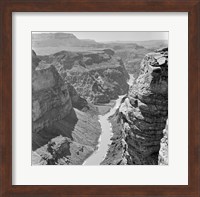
(32, 33), (168, 165)
(102, 47), (168, 165)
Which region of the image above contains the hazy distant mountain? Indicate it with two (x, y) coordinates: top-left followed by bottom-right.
(32, 33), (105, 55)
(32, 33), (167, 55)
(133, 40), (168, 49)
(105, 40), (167, 48)
(32, 33), (100, 47)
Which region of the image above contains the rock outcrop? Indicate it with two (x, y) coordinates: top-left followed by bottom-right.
(67, 83), (88, 110)
(32, 64), (73, 133)
(38, 49), (129, 104)
(32, 50), (101, 165)
(102, 47), (168, 165)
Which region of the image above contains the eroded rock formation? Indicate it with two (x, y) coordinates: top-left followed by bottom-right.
(38, 49), (129, 104)
(32, 50), (101, 165)
(32, 65), (73, 133)
(102, 47), (168, 165)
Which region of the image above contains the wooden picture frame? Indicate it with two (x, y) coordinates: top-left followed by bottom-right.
(0, 0), (199, 196)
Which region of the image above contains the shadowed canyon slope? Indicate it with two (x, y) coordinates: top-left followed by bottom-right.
(102, 47), (168, 165)
(32, 50), (101, 165)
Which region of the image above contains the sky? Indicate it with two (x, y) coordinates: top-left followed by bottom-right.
(33, 31), (168, 42)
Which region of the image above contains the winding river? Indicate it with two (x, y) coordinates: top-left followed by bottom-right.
(83, 95), (125, 165)
(83, 74), (134, 165)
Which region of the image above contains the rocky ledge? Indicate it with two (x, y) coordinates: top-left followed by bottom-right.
(38, 49), (129, 104)
(102, 47), (168, 165)
(32, 50), (101, 165)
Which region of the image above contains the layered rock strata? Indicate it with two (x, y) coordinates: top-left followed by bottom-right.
(38, 49), (129, 104)
(102, 48), (168, 165)
(32, 65), (73, 133)
(32, 50), (101, 165)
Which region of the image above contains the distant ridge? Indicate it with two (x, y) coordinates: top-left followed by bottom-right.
(32, 32), (168, 56)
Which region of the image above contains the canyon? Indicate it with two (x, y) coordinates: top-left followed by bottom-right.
(32, 33), (167, 78)
(32, 48), (130, 165)
(37, 49), (129, 104)
(32, 50), (102, 165)
(32, 32), (168, 165)
(102, 47), (168, 165)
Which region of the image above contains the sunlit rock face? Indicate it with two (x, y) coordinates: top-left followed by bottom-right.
(122, 47), (168, 165)
(32, 63), (73, 133)
(38, 49), (129, 104)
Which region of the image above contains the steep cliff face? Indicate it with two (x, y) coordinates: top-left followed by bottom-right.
(32, 50), (101, 165)
(32, 65), (73, 132)
(102, 48), (168, 165)
(125, 47), (168, 165)
(38, 49), (129, 104)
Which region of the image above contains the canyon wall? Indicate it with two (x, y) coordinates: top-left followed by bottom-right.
(32, 63), (73, 133)
(102, 47), (168, 165)
(32, 50), (101, 165)
(38, 49), (129, 104)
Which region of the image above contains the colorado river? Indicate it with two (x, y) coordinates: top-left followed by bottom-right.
(83, 74), (134, 165)
(83, 95), (125, 165)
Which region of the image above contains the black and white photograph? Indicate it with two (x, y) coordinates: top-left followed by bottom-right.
(32, 32), (168, 165)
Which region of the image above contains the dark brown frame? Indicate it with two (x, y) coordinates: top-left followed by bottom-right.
(0, 0), (199, 196)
